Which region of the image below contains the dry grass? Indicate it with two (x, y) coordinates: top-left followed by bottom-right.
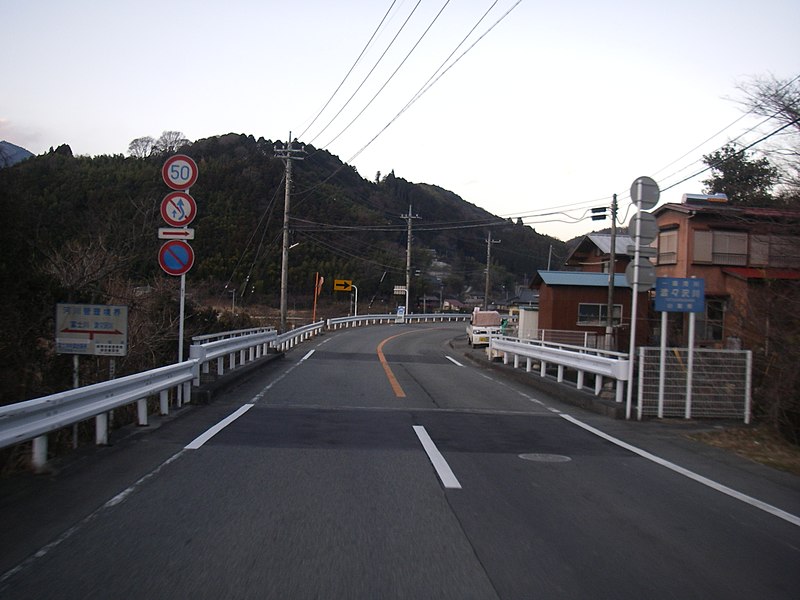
(688, 425), (800, 476)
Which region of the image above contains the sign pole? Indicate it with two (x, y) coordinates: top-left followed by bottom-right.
(625, 189), (642, 420)
(177, 272), (186, 406)
(658, 311), (667, 418)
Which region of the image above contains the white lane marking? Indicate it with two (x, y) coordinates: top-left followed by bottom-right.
(185, 403), (254, 450)
(301, 349), (315, 362)
(560, 413), (800, 528)
(413, 425), (462, 489)
(445, 355), (464, 367)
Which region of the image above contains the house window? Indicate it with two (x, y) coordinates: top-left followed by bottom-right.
(658, 230), (677, 264)
(697, 298), (725, 341)
(712, 231), (747, 265)
(693, 230), (712, 263)
(577, 303), (622, 326)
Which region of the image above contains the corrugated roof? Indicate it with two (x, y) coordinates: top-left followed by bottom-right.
(587, 234), (634, 255)
(535, 271), (630, 288)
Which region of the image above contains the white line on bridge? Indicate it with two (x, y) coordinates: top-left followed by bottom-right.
(185, 403), (254, 450)
(560, 413), (800, 528)
(445, 355), (464, 367)
(413, 425), (462, 489)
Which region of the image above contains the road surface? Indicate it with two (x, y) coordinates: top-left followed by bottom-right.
(1, 323), (798, 599)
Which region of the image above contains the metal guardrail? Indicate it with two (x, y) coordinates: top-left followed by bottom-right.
(0, 361), (197, 471)
(490, 335), (630, 403)
(189, 330), (278, 382)
(191, 326), (276, 344)
(273, 321), (325, 351)
(327, 313), (470, 330)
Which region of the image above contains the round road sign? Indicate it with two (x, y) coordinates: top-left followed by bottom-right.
(160, 191), (197, 227)
(158, 240), (195, 276)
(162, 154), (198, 190)
(628, 211), (658, 245)
(625, 257), (656, 292)
(630, 176), (660, 210)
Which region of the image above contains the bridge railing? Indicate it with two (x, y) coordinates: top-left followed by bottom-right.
(327, 313), (470, 330)
(490, 335), (630, 403)
(0, 361), (198, 471)
(189, 330), (278, 382)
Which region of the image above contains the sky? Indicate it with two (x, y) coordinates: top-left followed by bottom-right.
(2, 0), (798, 241)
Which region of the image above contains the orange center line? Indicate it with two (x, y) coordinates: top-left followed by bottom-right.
(376, 331), (416, 398)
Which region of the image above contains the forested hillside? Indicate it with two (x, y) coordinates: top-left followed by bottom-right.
(0, 133), (564, 403)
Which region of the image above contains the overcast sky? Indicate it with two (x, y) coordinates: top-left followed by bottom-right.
(2, 0), (798, 241)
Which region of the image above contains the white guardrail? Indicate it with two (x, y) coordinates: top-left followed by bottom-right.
(490, 335), (630, 403)
(0, 313), (470, 470)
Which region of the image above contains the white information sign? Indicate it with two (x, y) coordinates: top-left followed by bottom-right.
(56, 303), (128, 356)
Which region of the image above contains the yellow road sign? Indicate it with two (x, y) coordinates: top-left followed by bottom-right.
(334, 279), (353, 292)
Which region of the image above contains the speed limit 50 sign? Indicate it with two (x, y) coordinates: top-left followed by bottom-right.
(162, 154), (198, 190)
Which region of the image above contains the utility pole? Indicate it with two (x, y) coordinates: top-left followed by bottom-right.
(606, 193), (618, 348)
(274, 134), (305, 332)
(401, 203), (420, 315)
(484, 233), (500, 309)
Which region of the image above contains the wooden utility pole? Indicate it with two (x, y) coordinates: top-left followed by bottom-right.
(274, 134), (305, 332)
(606, 193), (618, 347)
(401, 203), (420, 315)
(484, 233), (500, 309)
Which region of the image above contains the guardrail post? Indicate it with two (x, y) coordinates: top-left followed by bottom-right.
(557, 365), (564, 383)
(526, 357), (532, 372)
(137, 399), (148, 426)
(160, 390), (169, 415)
(577, 371), (584, 390)
(96, 413), (108, 445)
(183, 382), (191, 404)
(513, 354), (519, 369)
(595, 375), (603, 395)
(217, 356), (224, 376)
(540, 361), (546, 377)
(32, 435), (47, 471)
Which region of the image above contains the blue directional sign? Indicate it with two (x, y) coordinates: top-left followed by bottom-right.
(655, 277), (705, 312)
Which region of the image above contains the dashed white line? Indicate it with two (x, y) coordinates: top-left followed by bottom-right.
(185, 403), (254, 450)
(445, 355), (464, 367)
(413, 425), (462, 489)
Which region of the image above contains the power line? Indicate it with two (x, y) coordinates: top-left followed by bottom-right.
(297, 0), (399, 141)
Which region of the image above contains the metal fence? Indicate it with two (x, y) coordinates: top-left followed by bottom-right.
(637, 347), (752, 422)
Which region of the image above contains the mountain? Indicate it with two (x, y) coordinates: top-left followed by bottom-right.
(0, 132), (566, 402)
(0, 140), (34, 167)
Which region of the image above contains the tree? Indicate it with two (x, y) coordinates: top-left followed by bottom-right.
(736, 75), (800, 204)
(128, 136), (155, 158)
(702, 144), (778, 206)
(153, 131), (189, 155)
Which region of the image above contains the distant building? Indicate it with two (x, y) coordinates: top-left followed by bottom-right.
(564, 233), (634, 273)
(531, 271), (650, 350)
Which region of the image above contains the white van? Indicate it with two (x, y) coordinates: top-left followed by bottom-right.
(466, 309), (503, 347)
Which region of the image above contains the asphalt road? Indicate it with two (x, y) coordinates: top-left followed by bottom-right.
(1, 323), (798, 599)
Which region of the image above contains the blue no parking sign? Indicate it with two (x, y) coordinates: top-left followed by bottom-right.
(158, 240), (195, 276)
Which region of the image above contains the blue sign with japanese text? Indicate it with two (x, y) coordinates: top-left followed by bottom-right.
(655, 277), (705, 313)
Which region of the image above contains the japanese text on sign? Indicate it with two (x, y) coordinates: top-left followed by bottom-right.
(654, 278), (705, 313)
